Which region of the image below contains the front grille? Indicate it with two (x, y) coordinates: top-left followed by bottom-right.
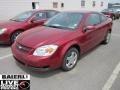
(16, 43), (32, 54)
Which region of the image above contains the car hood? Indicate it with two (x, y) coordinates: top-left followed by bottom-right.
(0, 20), (23, 28)
(17, 26), (73, 48)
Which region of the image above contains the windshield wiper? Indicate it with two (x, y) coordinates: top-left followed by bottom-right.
(10, 19), (19, 22)
(44, 25), (65, 29)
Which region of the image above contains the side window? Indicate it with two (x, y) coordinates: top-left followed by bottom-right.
(47, 11), (58, 18)
(85, 14), (101, 27)
(34, 12), (46, 20)
(100, 14), (107, 22)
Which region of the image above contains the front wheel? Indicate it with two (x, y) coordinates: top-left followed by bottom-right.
(102, 30), (111, 45)
(61, 48), (80, 71)
(11, 31), (23, 44)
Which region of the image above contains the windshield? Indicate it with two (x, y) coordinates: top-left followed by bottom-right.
(11, 11), (33, 22)
(44, 12), (83, 30)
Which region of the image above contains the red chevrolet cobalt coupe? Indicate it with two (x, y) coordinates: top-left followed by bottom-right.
(12, 11), (112, 71)
(0, 10), (58, 44)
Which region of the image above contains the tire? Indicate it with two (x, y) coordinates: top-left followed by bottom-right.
(61, 48), (80, 71)
(111, 16), (115, 20)
(102, 30), (111, 45)
(117, 16), (119, 19)
(112, 16), (116, 20)
(11, 31), (23, 44)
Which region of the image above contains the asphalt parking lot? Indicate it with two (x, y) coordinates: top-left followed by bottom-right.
(0, 19), (120, 90)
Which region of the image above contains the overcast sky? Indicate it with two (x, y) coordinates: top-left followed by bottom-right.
(109, 0), (120, 3)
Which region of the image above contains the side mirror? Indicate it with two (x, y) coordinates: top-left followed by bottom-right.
(84, 25), (95, 32)
(31, 18), (37, 23)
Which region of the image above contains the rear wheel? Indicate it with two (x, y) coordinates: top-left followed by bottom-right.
(102, 30), (111, 44)
(11, 31), (23, 44)
(112, 16), (115, 20)
(61, 48), (80, 71)
(117, 16), (120, 19)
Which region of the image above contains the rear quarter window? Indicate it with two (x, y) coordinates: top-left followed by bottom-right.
(100, 14), (108, 22)
(47, 11), (58, 18)
(85, 13), (101, 27)
(34, 12), (47, 20)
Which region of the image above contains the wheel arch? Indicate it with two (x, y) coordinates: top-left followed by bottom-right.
(10, 28), (25, 43)
(60, 42), (81, 61)
(10, 28), (24, 38)
(60, 43), (81, 71)
(68, 44), (81, 55)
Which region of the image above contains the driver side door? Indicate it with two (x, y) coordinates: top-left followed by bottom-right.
(31, 12), (47, 26)
(26, 12), (47, 29)
(81, 13), (101, 53)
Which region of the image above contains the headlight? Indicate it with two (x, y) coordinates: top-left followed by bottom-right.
(33, 45), (58, 56)
(0, 28), (7, 35)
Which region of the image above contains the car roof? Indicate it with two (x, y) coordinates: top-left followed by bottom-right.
(26, 10), (100, 15)
(28, 9), (59, 13)
(60, 10), (99, 14)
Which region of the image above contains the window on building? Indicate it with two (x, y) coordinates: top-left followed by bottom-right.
(101, 2), (104, 7)
(53, 2), (58, 8)
(92, 1), (96, 7)
(32, 2), (40, 9)
(81, 0), (85, 7)
(61, 3), (64, 8)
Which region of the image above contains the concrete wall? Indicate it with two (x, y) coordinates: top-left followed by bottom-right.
(37, 0), (108, 11)
(50, 0), (108, 11)
(0, 0), (108, 21)
(0, 0), (35, 21)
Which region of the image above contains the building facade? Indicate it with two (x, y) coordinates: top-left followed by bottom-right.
(0, 0), (108, 20)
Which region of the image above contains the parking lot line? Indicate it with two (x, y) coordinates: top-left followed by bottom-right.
(102, 61), (120, 90)
(0, 54), (12, 60)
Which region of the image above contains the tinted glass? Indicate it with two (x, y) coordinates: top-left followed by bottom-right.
(11, 11), (33, 22)
(44, 12), (83, 30)
(34, 12), (46, 20)
(100, 14), (107, 22)
(85, 14), (100, 26)
(47, 11), (58, 18)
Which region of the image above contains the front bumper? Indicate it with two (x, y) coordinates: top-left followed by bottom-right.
(11, 43), (62, 70)
(14, 56), (51, 71)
